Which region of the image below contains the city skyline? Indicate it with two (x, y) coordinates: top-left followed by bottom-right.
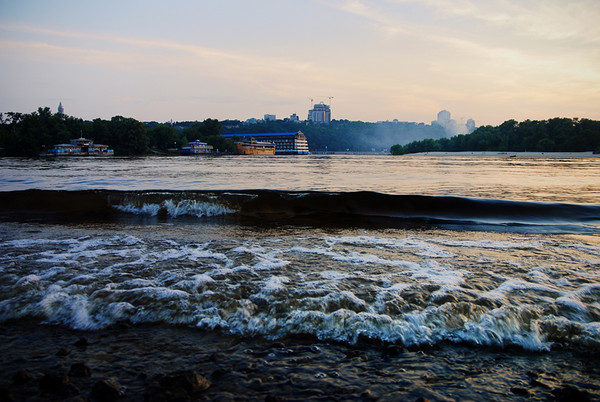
(1, 0), (599, 126)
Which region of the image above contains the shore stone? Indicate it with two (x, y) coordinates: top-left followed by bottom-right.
(39, 373), (79, 397)
(552, 385), (591, 402)
(74, 337), (89, 347)
(13, 369), (33, 385)
(91, 379), (121, 401)
(0, 386), (14, 401)
(56, 347), (72, 357)
(145, 370), (210, 401)
(70, 362), (92, 377)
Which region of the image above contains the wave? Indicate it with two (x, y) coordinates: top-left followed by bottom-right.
(0, 189), (598, 233)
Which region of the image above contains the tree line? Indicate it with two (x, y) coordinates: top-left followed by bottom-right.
(4, 108), (598, 157)
(391, 118), (600, 155)
(0, 107), (231, 156)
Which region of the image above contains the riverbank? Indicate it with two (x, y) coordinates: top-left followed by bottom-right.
(1, 321), (598, 401)
(413, 151), (600, 158)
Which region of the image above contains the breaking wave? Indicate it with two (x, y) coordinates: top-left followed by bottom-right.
(0, 189), (598, 233)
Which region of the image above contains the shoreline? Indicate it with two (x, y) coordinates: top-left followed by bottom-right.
(1, 320), (598, 401)
(412, 151), (600, 158)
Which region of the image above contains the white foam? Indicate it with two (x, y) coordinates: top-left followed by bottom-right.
(16, 274), (41, 286)
(113, 203), (161, 216)
(114, 199), (236, 217)
(324, 235), (455, 258)
(290, 245), (419, 269)
(262, 276), (290, 293)
(318, 270), (353, 280)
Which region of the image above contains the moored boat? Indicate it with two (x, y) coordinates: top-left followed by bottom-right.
(235, 138), (276, 155)
(41, 137), (114, 156)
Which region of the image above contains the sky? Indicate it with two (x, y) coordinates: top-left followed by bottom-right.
(1, 0), (599, 126)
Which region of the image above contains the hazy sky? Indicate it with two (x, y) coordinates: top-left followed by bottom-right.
(1, 0), (599, 126)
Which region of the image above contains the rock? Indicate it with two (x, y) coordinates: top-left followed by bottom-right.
(0, 386), (14, 401)
(91, 379), (121, 402)
(74, 337), (89, 347)
(265, 395), (288, 402)
(56, 347), (72, 357)
(382, 345), (408, 358)
(12, 369), (33, 385)
(510, 387), (529, 396)
(361, 389), (377, 400)
(433, 294), (458, 305)
(552, 385), (591, 402)
(145, 370), (210, 401)
(39, 373), (79, 397)
(70, 362), (92, 377)
(209, 352), (227, 362)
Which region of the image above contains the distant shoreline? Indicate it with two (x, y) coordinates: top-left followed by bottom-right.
(412, 151), (600, 158)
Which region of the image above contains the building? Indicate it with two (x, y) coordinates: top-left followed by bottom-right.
(285, 113), (300, 123)
(58, 102), (64, 115)
(221, 131), (309, 155)
(432, 110), (475, 135)
(264, 114), (277, 121)
(180, 140), (214, 155)
(308, 102), (331, 124)
(45, 137), (113, 156)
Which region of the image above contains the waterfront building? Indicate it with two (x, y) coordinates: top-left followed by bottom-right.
(221, 131), (309, 155)
(45, 137), (113, 156)
(180, 140), (214, 155)
(308, 102), (331, 124)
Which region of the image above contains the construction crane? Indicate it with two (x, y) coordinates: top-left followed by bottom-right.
(308, 97), (314, 108)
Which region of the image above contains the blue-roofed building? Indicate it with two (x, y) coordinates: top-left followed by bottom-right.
(221, 131), (309, 155)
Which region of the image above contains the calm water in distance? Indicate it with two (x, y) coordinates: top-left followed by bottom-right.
(1, 154), (599, 203)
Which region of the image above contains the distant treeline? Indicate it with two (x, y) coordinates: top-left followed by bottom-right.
(0, 107), (231, 156)
(0, 107), (450, 156)
(391, 118), (600, 155)
(4, 108), (597, 157)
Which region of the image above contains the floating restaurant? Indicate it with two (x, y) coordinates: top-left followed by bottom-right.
(221, 131), (309, 155)
(43, 137), (114, 156)
(180, 140), (214, 155)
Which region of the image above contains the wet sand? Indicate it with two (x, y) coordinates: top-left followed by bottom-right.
(1, 321), (598, 401)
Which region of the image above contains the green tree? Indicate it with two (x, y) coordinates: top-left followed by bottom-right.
(148, 125), (181, 151)
(109, 116), (148, 155)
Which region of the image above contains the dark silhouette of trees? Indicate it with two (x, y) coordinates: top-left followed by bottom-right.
(391, 118), (600, 155)
(182, 119), (234, 153)
(2, 107), (598, 157)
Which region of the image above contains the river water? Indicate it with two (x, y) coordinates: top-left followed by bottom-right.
(0, 154), (599, 400)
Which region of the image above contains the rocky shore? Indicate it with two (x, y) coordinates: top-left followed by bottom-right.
(1, 320), (598, 401)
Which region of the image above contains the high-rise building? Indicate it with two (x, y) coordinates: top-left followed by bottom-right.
(432, 110), (475, 135)
(58, 102), (64, 115)
(308, 102), (331, 124)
